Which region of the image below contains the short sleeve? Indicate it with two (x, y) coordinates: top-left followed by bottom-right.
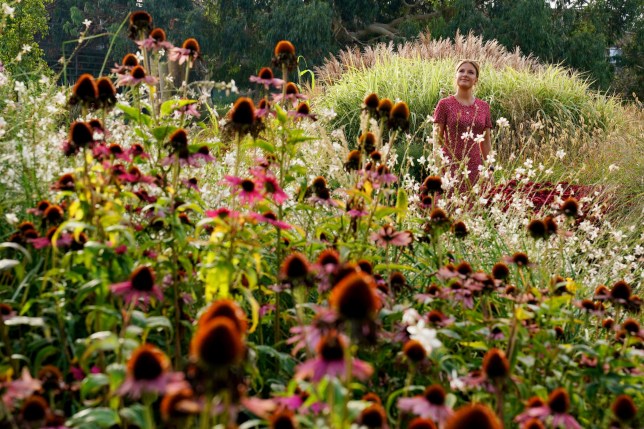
(433, 98), (448, 125)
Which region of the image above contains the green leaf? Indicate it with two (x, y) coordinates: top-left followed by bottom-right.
(66, 408), (120, 428)
(275, 104), (288, 123)
(243, 139), (276, 154)
(120, 405), (147, 429)
(160, 99), (197, 118)
(205, 261), (233, 301)
(151, 125), (178, 142)
(396, 188), (408, 222)
(0, 242), (32, 263)
(80, 374), (110, 400)
(34, 346), (59, 369)
(116, 103), (151, 126)
(145, 316), (173, 333)
(460, 341), (488, 350)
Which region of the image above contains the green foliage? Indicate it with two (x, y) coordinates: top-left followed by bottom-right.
(0, 0), (52, 75)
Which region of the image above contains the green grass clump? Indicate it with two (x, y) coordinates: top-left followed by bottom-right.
(316, 56), (621, 145)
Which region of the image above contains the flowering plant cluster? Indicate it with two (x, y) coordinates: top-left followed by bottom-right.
(0, 11), (642, 429)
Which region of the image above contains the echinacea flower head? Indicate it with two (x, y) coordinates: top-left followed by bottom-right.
(445, 403), (501, 429)
(408, 418), (437, 429)
(389, 271), (406, 292)
(377, 98), (393, 118)
(389, 101), (410, 131)
(363, 392), (382, 404)
(527, 219), (547, 239)
(403, 340), (427, 364)
(69, 73), (97, 108)
(110, 266), (163, 306)
(1, 303), (16, 320)
(280, 252), (310, 282)
(296, 331), (373, 381)
(330, 272), (380, 321)
(543, 215), (558, 236)
(160, 387), (201, 422)
(168, 128), (188, 152)
(69, 121), (94, 148)
(610, 280), (631, 303)
(317, 248), (340, 267)
(37, 365), (64, 392)
(43, 205), (64, 225)
(451, 221), (468, 238)
(269, 408), (298, 429)
(198, 299), (247, 334)
(20, 395), (49, 425)
(128, 10), (153, 40)
(359, 403), (388, 428)
(548, 388), (569, 414)
(344, 150), (361, 172)
(398, 384), (452, 424)
(137, 27), (174, 51)
(190, 318), (245, 369)
(291, 102), (317, 120)
(482, 348), (510, 380)
(421, 176), (443, 195)
(363, 93), (380, 115)
(119, 344), (171, 397)
(227, 97), (256, 133)
(509, 252), (530, 267)
(371, 224), (413, 247)
(96, 77), (117, 109)
(118, 65), (158, 86)
(122, 53), (139, 68)
(560, 197), (579, 217)
(523, 418), (546, 429)
(359, 132), (377, 155)
(272, 40), (297, 70)
(250, 67), (284, 89)
(611, 394), (637, 422)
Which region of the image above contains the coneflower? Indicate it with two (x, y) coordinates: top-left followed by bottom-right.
(456, 261), (472, 276)
(118, 343), (171, 397)
(118, 65), (158, 86)
(280, 252), (310, 282)
(250, 66), (284, 89)
(523, 418), (545, 429)
(19, 395), (49, 425)
(451, 221), (468, 238)
(122, 53), (139, 67)
(421, 176), (443, 194)
(68, 121), (94, 149)
(128, 10), (153, 40)
(363, 93), (379, 116)
(227, 97), (256, 133)
(444, 403), (501, 429)
(292, 102), (316, 120)
(344, 150), (362, 172)
(622, 318), (640, 334)
(43, 205), (64, 225)
(197, 299), (248, 334)
(357, 259), (374, 275)
(527, 219), (547, 239)
(370, 150), (382, 161)
(560, 197), (579, 217)
(272, 40), (297, 70)
(548, 388), (569, 414)
(168, 128), (188, 152)
(482, 348), (509, 379)
(358, 403), (387, 428)
(359, 132), (377, 154)
(389, 272), (406, 292)
(182, 38), (200, 58)
(509, 252), (530, 267)
(190, 318), (245, 369)
(403, 340), (427, 364)
(329, 272), (380, 321)
(96, 77), (117, 109)
(377, 98), (393, 118)
(37, 365), (64, 391)
(110, 266), (163, 305)
(611, 394), (637, 422)
(491, 262), (510, 280)
(543, 215), (558, 236)
(602, 318), (614, 330)
(398, 384), (452, 424)
(69, 73), (98, 108)
(150, 28), (167, 42)
(389, 101), (410, 131)
(610, 280), (631, 303)
(408, 418), (437, 429)
(363, 392), (382, 404)
(317, 248), (340, 268)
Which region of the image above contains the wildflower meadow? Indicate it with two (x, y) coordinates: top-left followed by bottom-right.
(0, 9), (642, 429)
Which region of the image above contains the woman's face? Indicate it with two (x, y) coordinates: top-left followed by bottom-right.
(455, 62), (478, 89)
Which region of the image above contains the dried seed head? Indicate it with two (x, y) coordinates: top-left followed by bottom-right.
(70, 74), (98, 107)
(44, 205), (64, 224)
(359, 403), (387, 428)
(377, 98), (393, 117)
(482, 348), (510, 379)
(169, 129), (188, 150)
(610, 280), (631, 301)
(229, 97), (256, 130)
(129, 11), (153, 40)
(359, 132), (377, 154)
(622, 318), (640, 334)
(96, 77), (117, 109)
(344, 150), (362, 171)
(544, 215), (558, 236)
(69, 121), (94, 148)
(363, 93), (379, 112)
(422, 176), (443, 194)
(389, 272), (406, 291)
(511, 252), (530, 267)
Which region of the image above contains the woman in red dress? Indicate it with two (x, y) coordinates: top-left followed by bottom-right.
(433, 60), (492, 192)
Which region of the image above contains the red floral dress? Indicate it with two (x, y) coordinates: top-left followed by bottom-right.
(433, 95), (492, 190)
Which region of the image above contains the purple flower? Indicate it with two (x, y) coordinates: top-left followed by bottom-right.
(249, 67), (284, 89)
(117, 65), (158, 86)
(398, 384), (453, 426)
(110, 266), (163, 307)
(224, 176), (264, 205)
(117, 344), (184, 398)
(248, 211), (292, 230)
(371, 224), (413, 247)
